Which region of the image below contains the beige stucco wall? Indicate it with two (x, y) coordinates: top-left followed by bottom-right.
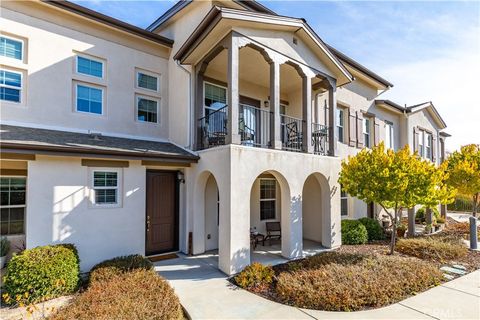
(406, 108), (443, 165)
(1, 4), (170, 141)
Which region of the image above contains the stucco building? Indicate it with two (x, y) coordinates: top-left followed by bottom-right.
(0, 0), (449, 274)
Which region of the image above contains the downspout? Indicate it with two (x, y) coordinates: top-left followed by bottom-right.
(175, 60), (193, 150)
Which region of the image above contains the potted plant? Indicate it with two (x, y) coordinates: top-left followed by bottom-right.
(0, 236), (10, 269)
(396, 223), (407, 238)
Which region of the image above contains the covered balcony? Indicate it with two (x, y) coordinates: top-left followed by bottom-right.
(193, 32), (338, 156)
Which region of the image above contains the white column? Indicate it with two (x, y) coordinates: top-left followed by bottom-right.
(302, 76), (313, 153)
(281, 182), (303, 259)
(227, 34), (241, 145)
(269, 61), (282, 149)
(328, 82), (337, 156)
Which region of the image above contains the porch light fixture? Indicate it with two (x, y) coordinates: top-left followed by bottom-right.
(177, 171), (185, 184)
(264, 101), (269, 109)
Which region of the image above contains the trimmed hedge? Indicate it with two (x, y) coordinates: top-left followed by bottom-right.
(396, 237), (468, 262)
(89, 254), (153, 284)
(234, 262), (274, 290)
(358, 217), (385, 241)
(2, 244), (80, 305)
(275, 252), (443, 311)
(341, 220), (368, 245)
(50, 269), (183, 320)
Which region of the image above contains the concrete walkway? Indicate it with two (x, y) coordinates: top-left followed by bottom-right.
(155, 254), (480, 320)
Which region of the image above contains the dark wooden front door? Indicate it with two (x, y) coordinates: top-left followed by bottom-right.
(146, 170), (178, 256)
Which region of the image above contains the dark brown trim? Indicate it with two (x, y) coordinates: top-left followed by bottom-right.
(267, 96), (289, 106)
(0, 169), (27, 176)
(1, 143), (199, 162)
(81, 159), (129, 168)
(43, 0), (173, 47)
(204, 76), (227, 88)
(0, 152), (36, 160)
(141, 160), (191, 167)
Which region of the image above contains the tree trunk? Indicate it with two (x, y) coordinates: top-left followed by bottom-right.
(473, 194), (479, 218)
(408, 208), (415, 237)
(389, 206), (399, 255)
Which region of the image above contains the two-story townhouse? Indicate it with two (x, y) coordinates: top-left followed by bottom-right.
(0, 0), (450, 275)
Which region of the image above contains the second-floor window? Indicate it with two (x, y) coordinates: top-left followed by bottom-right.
(0, 69), (22, 103)
(363, 117), (371, 148)
(137, 96), (158, 123)
(137, 72), (158, 91)
(419, 130), (425, 157)
(336, 108), (345, 143)
(76, 56), (103, 78)
(385, 121), (394, 149)
(76, 84), (103, 115)
(425, 133), (432, 160)
(0, 36), (23, 61)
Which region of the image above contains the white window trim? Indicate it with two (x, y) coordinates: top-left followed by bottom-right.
(88, 168), (123, 208)
(0, 35), (24, 62)
(363, 117), (371, 148)
(135, 94), (160, 124)
(135, 69), (160, 93)
(204, 81), (228, 112)
(336, 107), (345, 143)
(74, 82), (105, 116)
(259, 178), (277, 221)
(340, 190), (349, 217)
(385, 121), (394, 150)
(0, 175), (27, 235)
(0, 68), (23, 104)
(75, 54), (105, 79)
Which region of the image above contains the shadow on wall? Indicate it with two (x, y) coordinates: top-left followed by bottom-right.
(231, 246), (250, 274)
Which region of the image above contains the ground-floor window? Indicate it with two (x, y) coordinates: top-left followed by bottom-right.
(90, 170), (121, 207)
(1, 176), (26, 235)
(340, 189), (348, 216)
(260, 179), (276, 220)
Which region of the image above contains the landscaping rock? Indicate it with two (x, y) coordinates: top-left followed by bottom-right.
(443, 274), (455, 280)
(452, 264), (467, 271)
(440, 266), (467, 275)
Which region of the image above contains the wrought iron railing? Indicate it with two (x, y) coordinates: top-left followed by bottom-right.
(198, 106), (228, 150)
(281, 114), (304, 152)
(239, 104), (272, 148)
(312, 123), (329, 156)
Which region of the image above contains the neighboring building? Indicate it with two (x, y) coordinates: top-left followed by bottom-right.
(0, 0), (449, 274)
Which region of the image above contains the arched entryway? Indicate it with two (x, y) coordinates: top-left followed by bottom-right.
(204, 174), (219, 251)
(302, 173), (331, 253)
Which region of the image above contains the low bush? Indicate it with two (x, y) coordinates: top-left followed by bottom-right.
(89, 254), (153, 284)
(396, 237), (468, 262)
(275, 252), (442, 311)
(416, 207), (440, 222)
(358, 217), (385, 241)
(2, 244), (79, 305)
(341, 220), (368, 245)
(234, 262), (274, 290)
(50, 269), (182, 320)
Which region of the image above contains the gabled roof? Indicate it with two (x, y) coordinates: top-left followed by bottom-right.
(174, 6), (353, 86)
(328, 45), (394, 89)
(42, 0), (174, 47)
(375, 99), (405, 113)
(0, 125), (199, 162)
(375, 100), (447, 129)
(147, 0), (276, 32)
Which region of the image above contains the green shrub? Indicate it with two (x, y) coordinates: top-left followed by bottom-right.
(416, 207), (440, 222)
(50, 269), (182, 320)
(396, 237), (468, 262)
(0, 236), (10, 256)
(275, 252), (442, 311)
(358, 217), (385, 241)
(234, 262), (274, 290)
(89, 254), (153, 284)
(341, 220), (368, 245)
(2, 244), (79, 305)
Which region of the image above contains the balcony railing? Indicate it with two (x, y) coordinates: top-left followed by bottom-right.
(198, 106), (228, 150)
(312, 123), (329, 156)
(281, 114), (304, 152)
(239, 104), (272, 148)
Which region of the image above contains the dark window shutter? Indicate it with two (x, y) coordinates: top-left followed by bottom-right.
(432, 135), (437, 162)
(356, 111), (364, 148)
(348, 109), (356, 147)
(374, 118), (380, 146)
(413, 127), (419, 152)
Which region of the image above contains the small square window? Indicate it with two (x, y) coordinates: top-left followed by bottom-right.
(76, 56), (103, 78)
(137, 72), (158, 91)
(76, 84), (103, 115)
(137, 97), (158, 123)
(0, 36), (23, 60)
(92, 171), (119, 205)
(0, 69), (22, 103)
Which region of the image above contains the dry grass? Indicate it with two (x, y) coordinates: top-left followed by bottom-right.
(274, 252), (443, 311)
(396, 237), (468, 263)
(49, 269), (182, 320)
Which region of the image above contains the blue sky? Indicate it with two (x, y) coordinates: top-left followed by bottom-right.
(72, 0), (480, 151)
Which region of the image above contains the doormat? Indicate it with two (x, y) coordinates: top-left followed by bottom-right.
(148, 253), (179, 262)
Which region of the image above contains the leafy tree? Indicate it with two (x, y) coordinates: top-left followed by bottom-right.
(339, 142), (455, 254)
(444, 144), (480, 216)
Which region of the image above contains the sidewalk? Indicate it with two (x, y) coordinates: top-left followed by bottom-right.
(154, 254), (480, 320)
